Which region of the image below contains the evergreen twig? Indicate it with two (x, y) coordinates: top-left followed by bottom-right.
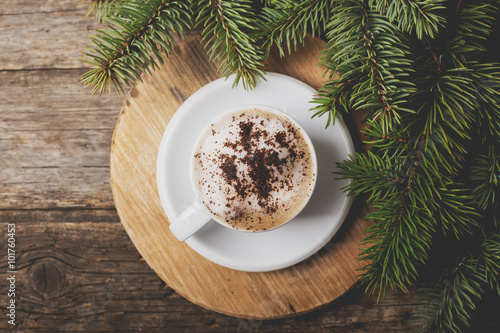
(82, 0), (122, 23)
(192, 0), (266, 90)
(311, 0), (416, 132)
(368, 0), (446, 39)
(416, 231), (500, 332)
(81, 0), (192, 96)
(260, 0), (333, 57)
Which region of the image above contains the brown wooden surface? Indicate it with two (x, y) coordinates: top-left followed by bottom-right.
(0, 1), (498, 332)
(110, 33), (371, 319)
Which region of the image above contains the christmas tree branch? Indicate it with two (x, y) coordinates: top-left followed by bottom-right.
(82, 0), (122, 23)
(452, 1), (499, 55)
(481, 231), (500, 294)
(312, 0), (416, 132)
(368, 0), (446, 39)
(417, 251), (485, 333)
(337, 152), (437, 295)
(338, 147), (478, 295)
(472, 63), (500, 142)
(471, 145), (499, 205)
(335, 0), (491, 293)
(192, 0), (265, 90)
(417, 231), (500, 332)
(260, 0), (333, 57)
(81, 0), (192, 95)
(410, 70), (476, 176)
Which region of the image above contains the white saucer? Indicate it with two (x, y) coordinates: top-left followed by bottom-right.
(157, 73), (354, 272)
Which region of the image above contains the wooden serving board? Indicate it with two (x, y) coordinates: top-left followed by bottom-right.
(110, 34), (372, 319)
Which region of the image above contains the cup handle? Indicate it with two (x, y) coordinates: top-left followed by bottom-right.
(169, 200), (212, 241)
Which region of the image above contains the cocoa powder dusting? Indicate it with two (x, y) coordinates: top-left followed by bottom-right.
(194, 110), (315, 232)
(218, 118), (301, 215)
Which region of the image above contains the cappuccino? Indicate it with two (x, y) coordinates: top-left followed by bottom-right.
(192, 107), (316, 231)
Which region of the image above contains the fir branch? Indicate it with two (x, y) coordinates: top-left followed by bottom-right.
(312, 0), (416, 132)
(363, 117), (411, 155)
(368, 0), (446, 40)
(260, 0), (333, 57)
(471, 63), (500, 141)
(428, 183), (479, 239)
(471, 149), (500, 211)
(337, 152), (437, 295)
(359, 198), (435, 296)
(338, 149), (477, 295)
(469, 64), (500, 230)
(338, 65), (483, 294)
(337, 151), (400, 202)
(82, 0), (122, 23)
(471, 142), (500, 230)
(417, 231), (500, 332)
(410, 70), (477, 176)
(417, 252), (485, 333)
(481, 231), (500, 295)
(193, 0), (265, 90)
(310, 75), (357, 128)
(451, 1), (499, 55)
(81, 0), (192, 96)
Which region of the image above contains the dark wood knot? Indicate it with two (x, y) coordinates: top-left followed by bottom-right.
(31, 260), (64, 298)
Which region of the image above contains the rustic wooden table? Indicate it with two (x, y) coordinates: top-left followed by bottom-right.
(1, 1), (498, 332)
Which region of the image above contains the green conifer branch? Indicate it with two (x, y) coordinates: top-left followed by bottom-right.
(469, 63), (500, 230)
(81, 0), (192, 95)
(311, 0), (416, 132)
(416, 231), (500, 332)
(417, 251), (485, 333)
(336, 1), (493, 293)
(338, 149), (478, 295)
(260, 0), (333, 57)
(472, 63), (500, 142)
(82, 0), (122, 23)
(368, 0), (446, 39)
(481, 231), (500, 294)
(452, 2), (499, 55)
(337, 152), (437, 295)
(471, 143), (500, 230)
(471, 150), (500, 208)
(192, 0), (265, 90)
(334, 1), (499, 326)
(410, 70), (477, 176)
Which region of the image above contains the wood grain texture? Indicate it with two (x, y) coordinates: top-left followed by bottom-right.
(0, 9), (98, 70)
(0, 222), (427, 333)
(0, 0), (77, 15)
(0, 69), (121, 210)
(1, 0), (498, 331)
(1, 221), (499, 332)
(110, 33), (373, 319)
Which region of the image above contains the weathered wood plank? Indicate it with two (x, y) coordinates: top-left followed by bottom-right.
(0, 109), (118, 131)
(0, 9), (98, 70)
(1, 130), (111, 168)
(1, 221), (497, 332)
(0, 208), (119, 223)
(0, 69), (122, 210)
(0, 221), (423, 332)
(0, 0), (78, 15)
(0, 70), (121, 114)
(1, 167), (113, 209)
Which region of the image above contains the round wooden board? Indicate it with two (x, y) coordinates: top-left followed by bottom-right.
(110, 34), (372, 319)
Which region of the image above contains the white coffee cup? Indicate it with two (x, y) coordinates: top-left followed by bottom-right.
(169, 105), (317, 241)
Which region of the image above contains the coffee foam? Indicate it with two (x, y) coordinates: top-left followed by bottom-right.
(192, 108), (316, 231)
